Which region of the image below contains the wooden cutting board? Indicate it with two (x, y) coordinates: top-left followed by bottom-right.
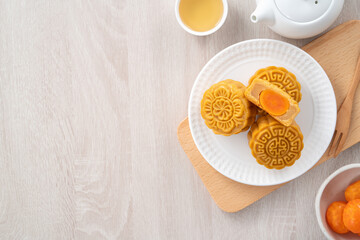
(177, 20), (360, 213)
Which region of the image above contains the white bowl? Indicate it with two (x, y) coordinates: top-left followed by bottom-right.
(175, 0), (228, 36)
(315, 164), (360, 240)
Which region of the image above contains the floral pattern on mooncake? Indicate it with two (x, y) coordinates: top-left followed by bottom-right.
(201, 80), (257, 136)
(248, 115), (304, 170)
(249, 66), (302, 102)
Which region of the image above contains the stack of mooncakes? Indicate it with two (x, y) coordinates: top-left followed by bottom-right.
(200, 66), (304, 170)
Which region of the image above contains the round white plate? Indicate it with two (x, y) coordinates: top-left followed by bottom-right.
(188, 39), (337, 186)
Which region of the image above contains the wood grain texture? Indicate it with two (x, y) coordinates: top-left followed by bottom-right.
(0, 1), (359, 239)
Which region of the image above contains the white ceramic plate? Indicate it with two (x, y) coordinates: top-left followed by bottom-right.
(188, 39), (337, 186)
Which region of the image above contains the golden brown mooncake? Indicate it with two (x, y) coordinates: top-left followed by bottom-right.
(249, 66), (302, 102)
(248, 115), (304, 170)
(245, 78), (300, 126)
(201, 79), (257, 136)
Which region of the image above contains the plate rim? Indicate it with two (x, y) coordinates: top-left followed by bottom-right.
(188, 39), (337, 186)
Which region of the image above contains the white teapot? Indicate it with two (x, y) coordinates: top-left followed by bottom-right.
(250, 0), (344, 39)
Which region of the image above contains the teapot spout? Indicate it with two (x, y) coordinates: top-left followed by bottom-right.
(250, 0), (274, 25)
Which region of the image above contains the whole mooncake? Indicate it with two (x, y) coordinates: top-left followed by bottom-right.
(248, 115), (304, 170)
(201, 79), (257, 136)
(249, 66), (302, 102)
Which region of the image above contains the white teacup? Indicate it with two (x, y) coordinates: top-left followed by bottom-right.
(175, 0), (228, 36)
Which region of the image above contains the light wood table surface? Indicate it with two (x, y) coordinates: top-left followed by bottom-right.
(0, 1), (359, 239)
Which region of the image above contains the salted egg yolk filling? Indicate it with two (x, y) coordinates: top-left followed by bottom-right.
(259, 89), (290, 116)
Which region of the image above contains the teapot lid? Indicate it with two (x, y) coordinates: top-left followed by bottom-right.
(275, 0), (332, 23)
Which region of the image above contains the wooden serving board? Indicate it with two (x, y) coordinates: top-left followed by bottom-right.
(177, 20), (360, 213)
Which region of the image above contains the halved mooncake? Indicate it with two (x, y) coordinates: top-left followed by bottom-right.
(245, 78), (300, 126)
(201, 79), (257, 136)
(249, 66), (302, 102)
(248, 115), (304, 170)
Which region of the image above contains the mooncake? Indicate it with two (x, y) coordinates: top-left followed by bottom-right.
(249, 66), (302, 102)
(248, 115), (304, 170)
(245, 78), (300, 126)
(201, 79), (257, 136)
